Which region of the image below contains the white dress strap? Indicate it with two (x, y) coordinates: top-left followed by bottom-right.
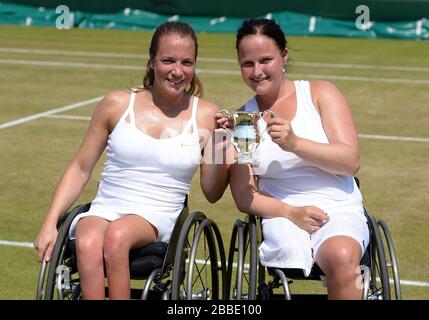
(181, 96), (199, 134)
(119, 91), (137, 124)
(128, 91), (136, 125)
(296, 81), (313, 109)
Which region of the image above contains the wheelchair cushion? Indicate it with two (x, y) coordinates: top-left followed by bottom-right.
(129, 242), (168, 279)
(67, 240), (168, 280)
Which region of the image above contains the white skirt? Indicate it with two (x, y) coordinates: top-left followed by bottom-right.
(68, 204), (183, 243)
(258, 206), (369, 277)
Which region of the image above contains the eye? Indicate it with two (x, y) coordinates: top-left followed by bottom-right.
(241, 61), (253, 68)
(161, 58), (174, 64)
(182, 59), (194, 66)
(260, 57), (272, 64)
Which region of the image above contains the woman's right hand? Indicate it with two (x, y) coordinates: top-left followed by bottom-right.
(34, 224), (58, 262)
(214, 111), (233, 130)
(289, 205), (329, 234)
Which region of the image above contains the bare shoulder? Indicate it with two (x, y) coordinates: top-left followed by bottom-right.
(90, 89), (132, 130)
(93, 89), (130, 116)
(97, 90), (131, 112)
(196, 97), (220, 114)
(309, 80), (349, 112)
(195, 97), (219, 130)
(309, 80), (344, 100)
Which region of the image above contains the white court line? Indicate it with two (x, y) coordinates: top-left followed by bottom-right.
(1, 240), (427, 288)
(46, 114), (92, 121)
(0, 47), (233, 64)
(0, 96), (103, 130)
(2, 47), (429, 73)
(2, 58), (429, 85)
(0, 47), (149, 59)
(358, 134), (429, 143)
(197, 259), (429, 288)
(43, 115), (429, 143)
(0, 240), (34, 248)
(292, 73), (429, 85)
(295, 61), (429, 73)
(0, 59), (141, 70)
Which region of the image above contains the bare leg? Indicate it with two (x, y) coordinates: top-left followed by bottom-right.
(75, 216), (110, 300)
(315, 236), (363, 300)
(103, 215), (158, 300)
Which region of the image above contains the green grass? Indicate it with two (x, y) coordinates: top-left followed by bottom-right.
(0, 25), (428, 299)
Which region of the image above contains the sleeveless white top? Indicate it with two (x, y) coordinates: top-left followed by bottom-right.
(245, 80), (363, 212)
(69, 91), (201, 242)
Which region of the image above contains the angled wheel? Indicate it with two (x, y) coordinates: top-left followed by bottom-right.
(171, 211), (227, 300)
(378, 220), (401, 299)
(226, 217), (258, 300)
(36, 203), (90, 300)
(366, 212), (390, 300)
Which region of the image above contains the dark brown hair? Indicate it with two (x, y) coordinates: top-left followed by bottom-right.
(142, 21), (203, 97)
(236, 18), (288, 55)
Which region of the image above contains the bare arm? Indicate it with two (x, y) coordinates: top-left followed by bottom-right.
(268, 81), (360, 176)
(34, 91), (126, 261)
(198, 101), (230, 203)
(229, 163), (328, 233)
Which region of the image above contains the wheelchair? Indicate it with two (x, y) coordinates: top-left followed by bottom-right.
(227, 200), (401, 300)
(36, 201), (227, 300)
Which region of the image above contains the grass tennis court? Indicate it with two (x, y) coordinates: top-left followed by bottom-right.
(0, 25), (428, 299)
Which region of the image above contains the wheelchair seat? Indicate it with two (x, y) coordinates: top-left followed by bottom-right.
(269, 244), (371, 280)
(129, 242), (169, 279)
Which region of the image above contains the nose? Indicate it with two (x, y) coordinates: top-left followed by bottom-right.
(171, 63), (183, 77)
(252, 63), (263, 77)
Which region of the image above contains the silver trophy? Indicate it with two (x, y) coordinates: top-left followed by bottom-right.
(219, 110), (275, 164)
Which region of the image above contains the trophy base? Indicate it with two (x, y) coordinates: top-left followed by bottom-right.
(236, 158), (260, 166)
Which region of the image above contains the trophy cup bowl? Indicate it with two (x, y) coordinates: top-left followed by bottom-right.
(219, 110), (275, 164)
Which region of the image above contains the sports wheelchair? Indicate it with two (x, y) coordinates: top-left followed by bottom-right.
(36, 201), (227, 300)
(226, 196), (401, 300)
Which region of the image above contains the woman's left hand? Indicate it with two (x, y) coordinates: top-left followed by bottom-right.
(267, 117), (298, 152)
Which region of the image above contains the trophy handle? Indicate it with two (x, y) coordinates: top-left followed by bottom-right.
(262, 110), (276, 120)
(259, 110), (276, 136)
(218, 109), (235, 133)
(254, 110), (276, 151)
(218, 109), (240, 155)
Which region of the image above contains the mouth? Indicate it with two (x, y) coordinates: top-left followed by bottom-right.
(250, 76), (269, 84)
(167, 78), (185, 86)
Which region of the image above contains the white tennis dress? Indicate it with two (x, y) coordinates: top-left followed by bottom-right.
(69, 91), (201, 242)
(244, 80), (369, 276)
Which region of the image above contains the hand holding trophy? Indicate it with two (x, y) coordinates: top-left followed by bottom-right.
(218, 109), (275, 164)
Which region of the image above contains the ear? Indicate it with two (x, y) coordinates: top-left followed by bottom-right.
(149, 58), (154, 70)
(281, 48), (288, 65)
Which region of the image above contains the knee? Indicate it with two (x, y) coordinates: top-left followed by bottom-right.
(75, 234), (103, 265)
(103, 225), (129, 262)
(322, 247), (360, 281)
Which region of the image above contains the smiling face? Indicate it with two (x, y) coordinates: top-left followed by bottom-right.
(238, 34), (288, 96)
(150, 33), (196, 97)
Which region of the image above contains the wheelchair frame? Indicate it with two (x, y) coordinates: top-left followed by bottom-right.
(227, 210), (401, 300)
(36, 202), (228, 300)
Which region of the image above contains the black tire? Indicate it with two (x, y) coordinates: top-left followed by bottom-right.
(227, 220), (245, 299)
(44, 204), (89, 300)
(207, 220), (228, 299)
(171, 211), (226, 300)
(226, 217), (258, 300)
(367, 213), (390, 300)
(378, 220), (401, 300)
